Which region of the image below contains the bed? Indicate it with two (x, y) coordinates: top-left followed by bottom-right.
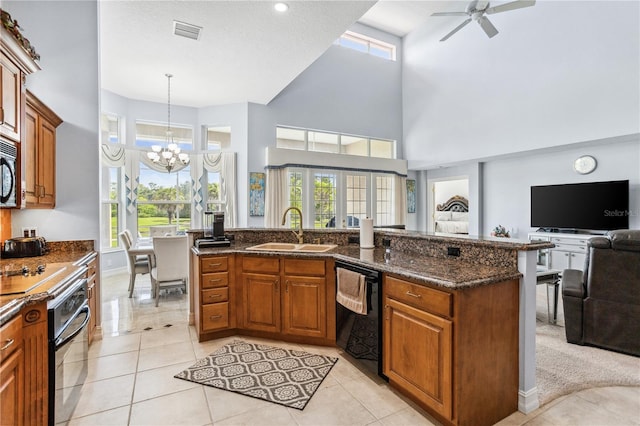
(435, 195), (469, 234)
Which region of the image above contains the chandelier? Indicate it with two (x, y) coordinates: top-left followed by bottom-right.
(147, 73), (190, 172)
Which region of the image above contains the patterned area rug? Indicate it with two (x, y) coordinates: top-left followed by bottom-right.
(174, 340), (338, 410)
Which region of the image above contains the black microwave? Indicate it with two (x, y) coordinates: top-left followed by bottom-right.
(1, 140), (18, 208)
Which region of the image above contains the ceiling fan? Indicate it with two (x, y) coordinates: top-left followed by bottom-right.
(431, 0), (535, 42)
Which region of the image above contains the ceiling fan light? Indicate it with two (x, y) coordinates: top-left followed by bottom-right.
(161, 150), (173, 159)
(168, 143), (178, 152)
(151, 145), (162, 153)
(274, 2), (288, 13)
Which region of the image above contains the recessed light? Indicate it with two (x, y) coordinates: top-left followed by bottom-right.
(274, 2), (288, 12)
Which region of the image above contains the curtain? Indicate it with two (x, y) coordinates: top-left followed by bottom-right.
(202, 152), (237, 228)
(395, 175), (407, 225)
(264, 167), (288, 228)
(125, 151), (140, 214)
(100, 143), (125, 167)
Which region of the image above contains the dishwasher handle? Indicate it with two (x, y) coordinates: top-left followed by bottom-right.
(54, 305), (91, 349)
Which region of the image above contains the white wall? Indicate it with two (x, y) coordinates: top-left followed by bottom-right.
(403, 1), (640, 169)
(482, 137), (640, 239)
(6, 1), (100, 242)
(434, 179), (468, 207)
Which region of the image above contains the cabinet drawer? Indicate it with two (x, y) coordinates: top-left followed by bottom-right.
(200, 256), (229, 273)
(202, 287), (229, 304)
(242, 256), (280, 274)
(0, 315), (22, 359)
(202, 303), (229, 330)
(201, 272), (229, 289)
(553, 243), (587, 253)
(284, 258), (325, 276)
(385, 276), (452, 318)
(551, 237), (590, 246)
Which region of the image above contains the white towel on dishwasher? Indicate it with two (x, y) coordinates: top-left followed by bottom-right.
(336, 267), (367, 315)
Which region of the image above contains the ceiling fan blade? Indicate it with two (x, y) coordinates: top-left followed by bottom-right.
(431, 11), (469, 17)
(440, 18), (472, 42)
(478, 16), (499, 38)
(485, 0), (536, 15)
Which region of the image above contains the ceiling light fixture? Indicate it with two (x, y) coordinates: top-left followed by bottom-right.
(274, 2), (289, 12)
(147, 74), (190, 173)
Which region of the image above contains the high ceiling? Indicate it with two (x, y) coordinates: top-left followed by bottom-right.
(99, 1), (461, 108)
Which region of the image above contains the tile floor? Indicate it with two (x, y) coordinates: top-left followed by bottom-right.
(66, 272), (639, 425)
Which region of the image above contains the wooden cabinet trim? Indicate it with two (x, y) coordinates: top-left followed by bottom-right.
(284, 258), (325, 276)
(385, 275), (452, 318)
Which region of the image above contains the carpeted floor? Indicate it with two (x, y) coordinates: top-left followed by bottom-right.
(535, 321), (640, 405)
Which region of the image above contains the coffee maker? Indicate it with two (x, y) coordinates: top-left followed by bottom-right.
(197, 211), (231, 248)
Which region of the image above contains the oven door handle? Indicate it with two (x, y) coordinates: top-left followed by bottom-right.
(54, 305), (91, 349)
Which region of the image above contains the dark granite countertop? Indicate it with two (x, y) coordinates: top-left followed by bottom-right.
(0, 241), (95, 326)
(192, 242), (522, 290)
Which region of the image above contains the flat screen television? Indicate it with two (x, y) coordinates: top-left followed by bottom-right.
(531, 180), (629, 231)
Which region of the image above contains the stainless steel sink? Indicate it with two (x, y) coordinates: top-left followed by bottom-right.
(246, 242), (337, 253)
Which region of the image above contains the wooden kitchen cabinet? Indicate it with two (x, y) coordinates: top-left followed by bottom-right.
(241, 256), (280, 333)
(85, 253), (100, 345)
(0, 314), (24, 426)
(282, 258), (327, 338)
(24, 91), (61, 208)
(383, 274), (519, 426)
(239, 255), (330, 340)
(0, 51), (23, 143)
(195, 254), (235, 339)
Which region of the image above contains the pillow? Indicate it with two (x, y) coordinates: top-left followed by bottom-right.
(434, 211), (452, 221)
(451, 212), (468, 222)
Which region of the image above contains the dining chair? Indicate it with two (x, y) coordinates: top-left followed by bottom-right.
(151, 235), (189, 307)
(119, 231), (151, 298)
(149, 225), (178, 237)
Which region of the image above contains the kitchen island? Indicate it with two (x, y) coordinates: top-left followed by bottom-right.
(187, 228), (552, 424)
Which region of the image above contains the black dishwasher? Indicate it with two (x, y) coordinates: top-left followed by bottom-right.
(335, 260), (386, 380)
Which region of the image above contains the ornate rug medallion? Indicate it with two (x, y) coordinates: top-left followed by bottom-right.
(174, 340), (338, 410)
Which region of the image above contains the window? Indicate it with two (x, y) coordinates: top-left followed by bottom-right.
(335, 31), (396, 61)
(101, 113), (121, 144)
(277, 127), (306, 150)
(136, 121), (193, 152)
(314, 172), (337, 228)
(206, 171), (223, 212)
(345, 174), (367, 228)
(276, 126), (396, 159)
(375, 175), (393, 226)
(286, 169), (399, 230)
(206, 126), (231, 151)
(101, 167), (121, 249)
(136, 163), (192, 236)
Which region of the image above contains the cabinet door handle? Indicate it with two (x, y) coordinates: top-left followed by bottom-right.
(209, 278), (222, 283)
(209, 294), (221, 299)
(285, 280), (289, 293)
(209, 315), (222, 320)
(40, 185), (45, 198)
(0, 107), (4, 125)
(274, 279), (279, 290)
(1, 339), (15, 351)
(208, 263), (222, 268)
(406, 291), (422, 298)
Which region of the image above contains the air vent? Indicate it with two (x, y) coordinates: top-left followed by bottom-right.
(173, 20), (202, 41)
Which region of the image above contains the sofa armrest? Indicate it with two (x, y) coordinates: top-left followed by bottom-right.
(562, 269), (585, 298)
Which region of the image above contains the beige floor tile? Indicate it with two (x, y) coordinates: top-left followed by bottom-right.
(215, 403), (298, 425)
(140, 324), (192, 349)
(341, 375), (410, 419)
(86, 350), (139, 383)
(88, 332), (141, 358)
(66, 405), (131, 426)
(192, 336), (237, 359)
(531, 389), (637, 426)
(203, 385), (274, 422)
(288, 381), (377, 425)
(327, 355), (368, 385)
(134, 361), (200, 403)
(379, 406), (439, 426)
(129, 387), (212, 425)
(574, 386), (640, 424)
(65, 374), (135, 421)
(137, 340), (196, 372)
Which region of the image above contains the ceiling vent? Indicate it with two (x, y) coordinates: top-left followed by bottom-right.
(173, 20), (202, 41)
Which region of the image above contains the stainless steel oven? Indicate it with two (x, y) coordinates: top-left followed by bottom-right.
(1, 139), (18, 208)
(48, 275), (90, 425)
(335, 260), (386, 380)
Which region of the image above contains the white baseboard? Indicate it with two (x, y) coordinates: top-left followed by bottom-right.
(518, 387), (540, 414)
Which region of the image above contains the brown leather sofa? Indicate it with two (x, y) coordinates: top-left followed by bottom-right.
(562, 230), (640, 356)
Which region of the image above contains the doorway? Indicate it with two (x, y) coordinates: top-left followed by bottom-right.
(427, 177), (469, 232)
